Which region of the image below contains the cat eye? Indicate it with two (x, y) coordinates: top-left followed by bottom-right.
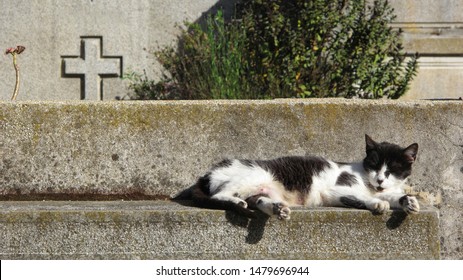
(385, 171), (391, 177)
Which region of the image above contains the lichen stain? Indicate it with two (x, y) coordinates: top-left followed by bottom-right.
(35, 212), (64, 228)
(85, 211), (108, 222)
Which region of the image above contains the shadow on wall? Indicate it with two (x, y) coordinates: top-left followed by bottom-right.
(117, 0), (241, 100)
(175, 0), (241, 52)
(194, 0), (241, 26)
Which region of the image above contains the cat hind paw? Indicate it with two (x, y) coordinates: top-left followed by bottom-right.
(273, 203), (291, 220)
(237, 200), (248, 208)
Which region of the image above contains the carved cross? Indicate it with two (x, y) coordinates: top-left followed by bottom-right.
(62, 36), (122, 100)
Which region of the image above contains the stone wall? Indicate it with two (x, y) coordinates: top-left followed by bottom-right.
(390, 0), (463, 99)
(0, 0), (231, 100)
(0, 99), (461, 258)
(1, 0), (462, 100)
(0, 201), (440, 259)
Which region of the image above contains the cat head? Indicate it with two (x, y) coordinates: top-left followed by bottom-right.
(362, 134), (418, 192)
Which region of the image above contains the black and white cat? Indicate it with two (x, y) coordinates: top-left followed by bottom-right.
(176, 135), (420, 220)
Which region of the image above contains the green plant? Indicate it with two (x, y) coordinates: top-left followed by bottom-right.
(127, 0), (418, 99)
(155, 10), (257, 99)
(239, 0), (418, 98)
(123, 70), (181, 100)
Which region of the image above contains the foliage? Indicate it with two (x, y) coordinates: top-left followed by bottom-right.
(126, 0), (418, 100)
(155, 11), (256, 99)
(123, 70), (182, 100)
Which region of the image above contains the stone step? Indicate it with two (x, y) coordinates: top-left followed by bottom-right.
(0, 201), (440, 259)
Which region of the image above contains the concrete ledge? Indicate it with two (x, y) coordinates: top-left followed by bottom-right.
(0, 100), (461, 259)
(0, 99), (461, 198)
(0, 201), (439, 260)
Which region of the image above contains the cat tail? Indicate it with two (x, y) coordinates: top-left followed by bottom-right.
(171, 187), (193, 200)
(189, 182), (258, 219)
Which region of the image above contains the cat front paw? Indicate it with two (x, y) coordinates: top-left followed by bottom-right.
(371, 201), (390, 214)
(273, 203), (291, 220)
(400, 195), (420, 214)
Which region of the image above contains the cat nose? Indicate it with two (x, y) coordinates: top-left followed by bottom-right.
(377, 179), (384, 185)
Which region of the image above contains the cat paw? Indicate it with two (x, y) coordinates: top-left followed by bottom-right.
(400, 195), (420, 214)
(237, 200), (248, 208)
(372, 201), (390, 214)
(273, 203), (291, 220)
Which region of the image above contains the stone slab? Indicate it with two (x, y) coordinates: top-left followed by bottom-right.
(0, 0), (462, 101)
(0, 0), (231, 100)
(0, 99), (460, 199)
(402, 57), (463, 100)
(388, 0), (463, 99)
(0, 201), (440, 260)
(389, 0), (463, 23)
(0, 99), (461, 258)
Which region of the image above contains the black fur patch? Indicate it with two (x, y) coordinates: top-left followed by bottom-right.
(239, 159), (255, 167)
(245, 194), (269, 209)
(212, 159), (233, 169)
(399, 194), (412, 206)
(253, 156), (331, 194)
(335, 171), (358, 187)
(340, 196), (367, 209)
(196, 174), (212, 195)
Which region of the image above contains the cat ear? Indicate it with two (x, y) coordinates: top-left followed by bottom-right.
(365, 134), (377, 151)
(403, 143), (419, 163)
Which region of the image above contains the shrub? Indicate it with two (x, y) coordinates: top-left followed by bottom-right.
(127, 0), (418, 99)
(239, 0), (418, 98)
(155, 10), (257, 99)
(123, 70), (182, 100)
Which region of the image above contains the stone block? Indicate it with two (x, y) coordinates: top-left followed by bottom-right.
(389, 0), (463, 99)
(0, 201), (440, 259)
(0, 0), (228, 100)
(389, 0), (463, 23)
(1, 0), (462, 100)
(0, 99), (461, 258)
(402, 57), (463, 100)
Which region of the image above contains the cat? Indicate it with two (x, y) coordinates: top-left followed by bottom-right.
(174, 135), (420, 220)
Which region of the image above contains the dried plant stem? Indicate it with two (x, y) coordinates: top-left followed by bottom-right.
(11, 53), (20, 101)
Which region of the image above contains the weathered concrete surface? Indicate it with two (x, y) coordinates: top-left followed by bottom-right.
(0, 201), (439, 260)
(0, 0), (232, 100)
(389, 0), (463, 99)
(0, 99), (461, 259)
(0, 0), (461, 100)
